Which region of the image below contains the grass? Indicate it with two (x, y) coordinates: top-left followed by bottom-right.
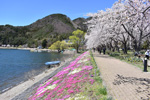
(89, 51), (112, 100)
(75, 51), (109, 99)
(107, 50), (150, 72)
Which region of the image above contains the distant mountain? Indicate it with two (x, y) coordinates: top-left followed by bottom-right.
(0, 14), (88, 48)
(28, 14), (75, 34)
(73, 17), (88, 32)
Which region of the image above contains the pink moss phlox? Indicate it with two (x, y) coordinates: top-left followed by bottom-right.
(45, 92), (53, 100)
(58, 75), (64, 79)
(77, 80), (82, 83)
(65, 84), (72, 88)
(35, 88), (45, 95)
(77, 86), (81, 89)
(63, 66), (70, 70)
(34, 89), (47, 99)
(76, 89), (79, 92)
(78, 75), (83, 78)
(82, 66), (93, 70)
(87, 58), (91, 61)
(51, 95), (55, 98)
(84, 77), (88, 80)
(75, 57), (81, 61)
(55, 69), (70, 77)
(36, 86), (44, 92)
(28, 51), (92, 100)
(68, 89), (74, 94)
(76, 63), (81, 67)
(52, 79), (62, 84)
(63, 64), (73, 70)
(89, 79), (95, 84)
(45, 97), (51, 100)
(57, 88), (64, 93)
(37, 80), (53, 92)
(72, 85), (76, 88)
(71, 67), (77, 71)
(70, 61), (77, 65)
(54, 85), (60, 91)
(76, 77), (80, 80)
(85, 72), (89, 75)
(35, 79), (53, 94)
(69, 73), (79, 77)
(56, 99), (64, 100)
(43, 80), (53, 88)
(62, 95), (70, 99)
(57, 93), (61, 96)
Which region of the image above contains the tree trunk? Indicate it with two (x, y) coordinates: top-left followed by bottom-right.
(112, 48), (115, 52)
(106, 43), (111, 51)
(137, 36), (142, 52)
(109, 42), (113, 51)
(133, 40), (138, 52)
(117, 47), (120, 52)
(123, 42), (127, 54)
(76, 46), (79, 53)
(114, 41), (120, 52)
(137, 42), (141, 52)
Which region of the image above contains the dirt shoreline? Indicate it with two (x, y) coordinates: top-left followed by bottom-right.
(0, 58), (73, 100)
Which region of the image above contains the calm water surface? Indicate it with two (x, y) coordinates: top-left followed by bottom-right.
(0, 49), (67, 93)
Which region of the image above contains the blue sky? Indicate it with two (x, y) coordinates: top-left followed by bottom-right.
(0, 0), (117, 26)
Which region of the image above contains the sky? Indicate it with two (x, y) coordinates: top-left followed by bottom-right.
(0, 0), (117, 26)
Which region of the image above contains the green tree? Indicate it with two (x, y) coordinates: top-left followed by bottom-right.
(42, 39), (47, 48)
(13, 37), (27, 46)
(49, 41), (68, 53)
(49, 41), (61, 53)
(60, 41), (68, 51)
(69, 29), (85, 53)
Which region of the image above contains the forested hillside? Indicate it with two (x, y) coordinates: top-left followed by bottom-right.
(0, 14), (88, 48)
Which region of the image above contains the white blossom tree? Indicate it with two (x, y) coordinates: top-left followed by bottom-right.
(121, 0), (150, 51)
(85, 0), (150, 53)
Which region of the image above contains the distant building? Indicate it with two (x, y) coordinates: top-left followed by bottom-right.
(22, 44), (28, 48)
(37, 46), (42, 49)
(7, 44), (10, 47)
(2, 44), (6, 47)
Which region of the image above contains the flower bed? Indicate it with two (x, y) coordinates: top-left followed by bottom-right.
(29, 51), (108, 100)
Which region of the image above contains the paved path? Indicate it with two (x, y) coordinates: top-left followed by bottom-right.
(93, 51), (150, 100)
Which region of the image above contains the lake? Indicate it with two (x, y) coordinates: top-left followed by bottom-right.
(0, 49), (68, 93)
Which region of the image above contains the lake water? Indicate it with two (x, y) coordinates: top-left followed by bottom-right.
(0, 49), (67, 93)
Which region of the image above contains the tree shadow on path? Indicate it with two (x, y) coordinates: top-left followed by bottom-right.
(113, 74), (150, 100)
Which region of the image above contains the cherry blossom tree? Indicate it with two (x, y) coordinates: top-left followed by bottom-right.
(85, 0), (150, 53)
(121, 0), (150, 51)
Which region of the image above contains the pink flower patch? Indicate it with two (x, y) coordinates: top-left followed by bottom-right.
(57, 88), (64, 93)
(89, 79), (95, 84)
(82, 66), (93, 70)
(52, 79), (62, 84)
(28, 51), (96, 100)
(76, 89), (79, 92)
(68, 89), (74, 94)
(62, 95), (70, 99)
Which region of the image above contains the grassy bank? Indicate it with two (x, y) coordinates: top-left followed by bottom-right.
(28, 51), (110, 100)
(106, 50), (150, 72)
